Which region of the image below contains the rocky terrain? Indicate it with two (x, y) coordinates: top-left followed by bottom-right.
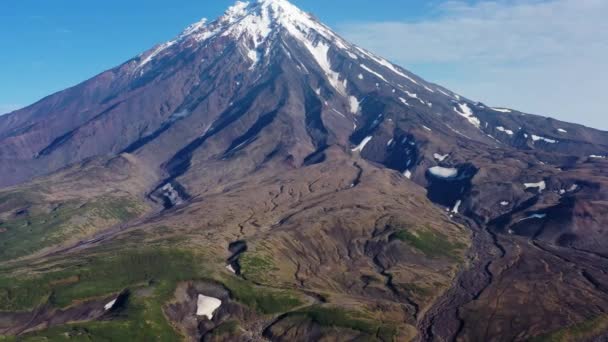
(0, 0), (607, 341)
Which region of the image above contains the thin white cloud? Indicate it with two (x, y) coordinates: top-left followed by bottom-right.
(338, 0), (608, 130)
(0, 104), (22, 115)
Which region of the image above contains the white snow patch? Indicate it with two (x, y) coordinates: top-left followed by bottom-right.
(496, 126), (514, 135)
(196, 294), (222, 320)
(226, 264), (236, 274)
(423, 85), (435, 93)
(590, 155), (606, 159)
(557, 128), (567, 133)
(302, 40), (346, 95)
(404, 170), (412, 179)
(352, 136), (372, 152)
(518, 213), (547, 223)
(161, 183), (183, 206)
(357, 73), (364, 80)
(404, 91), (419, 99)
(531, 135), (557, 144)
(568, 184), (579, 192)
(500, 201), (510, 206)
(356, 47), (420, 85)
(433, 153), (449, 162)
(398, 97), (410, 106)
(349, 96), (360, 114)
(524, 181), (546, 192)
(423, 125), (432, 131)
(387, 138), (394, 146)
(247, 48), (260, 67)
(491, 108), (512, 113)
(169, 109), (191, 122)
(104, 299), (117, 311)
(345, 50), (358, 59)
(360, 64), (388, 83)
(452, 200), (462, 214)
(137, 41), (176, 69)
(454, 103), (480, 128)
(428, 166), (458, 178)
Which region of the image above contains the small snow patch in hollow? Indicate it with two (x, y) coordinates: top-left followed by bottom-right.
(423, 125), (432, 131)
(345, 50), (358, 59)
(360, 64), (388, 82)
(357, 73), (364, 80)
(454, 103), (480, 128)
(197, 294), (222, 320)
(404, 91), (419, 99)
(387, 138), (394, 147)
(404, 170), (412, 179)
(496, 126), (514, 135)
(491, 107), (512, 113)
(568, 184), (579, 192)
(452, 200), (462, 214)
(428, 166), (458, 178)
(398, 97), (410, 106)
(590, 155), (606, 159)
(531, 135), (557, 144)
(524, 181), (546, 192)
(226, 264), (236, 274)
(352, 136), (373, 152)
(557, 128), (567, 133)
(500, 201), (510, 206)
(517, 213), (547, 223)
(433, 153), (448, 162)
(104, 299), (117, 311)
(349, 96), (360, 114)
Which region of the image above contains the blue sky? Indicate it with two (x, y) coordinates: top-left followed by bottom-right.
(1, 0), (606, 129)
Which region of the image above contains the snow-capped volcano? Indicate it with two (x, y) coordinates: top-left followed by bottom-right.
(0, 0), (605, 193)
(135, 0), (430, 99)
(1, 1), (608, 341)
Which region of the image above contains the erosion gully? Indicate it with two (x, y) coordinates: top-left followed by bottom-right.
(417, 216), (505, 342)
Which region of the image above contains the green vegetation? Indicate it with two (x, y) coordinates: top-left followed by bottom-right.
(531, 315), (608, 342)
(222, 276), (303, 314)
(288, 306), (397, 341)
(0, 196), (145, 261)
(402, 283), (433, 298)
(391, 228), (465, 260)
(0, 249), (197, 311)
(0, 248), (202, 341)
(0, 245), (307, 340)
(239, 252), (279, 283)
(11, 292), (183, 341)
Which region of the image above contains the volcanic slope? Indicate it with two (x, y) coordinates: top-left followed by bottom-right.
(1, 0), (608, 341)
